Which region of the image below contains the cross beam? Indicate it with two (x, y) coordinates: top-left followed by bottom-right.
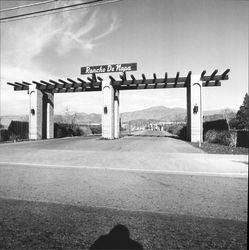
(7, 74), (102, 92)
(6, 69), (229, 92)
(109, 69), (229, 90)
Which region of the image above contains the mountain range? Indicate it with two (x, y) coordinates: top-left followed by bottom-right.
(0, 106), (236, 128)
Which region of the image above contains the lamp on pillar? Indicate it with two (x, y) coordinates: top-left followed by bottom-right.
(104, 106), (108, 114)
(31, 108), (35, 115)
(193, 104), (198, 114)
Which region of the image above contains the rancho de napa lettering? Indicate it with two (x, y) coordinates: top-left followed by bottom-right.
(81, 63), (137, 75)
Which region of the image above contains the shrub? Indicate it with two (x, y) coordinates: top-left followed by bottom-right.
(90, 125), (101, 134)
(54, 123), (93, 138)
(203, 119), (228, 134)
(0, 129), (9, 142)
(165, 124), (184, 135)
(178, 126), (187, 140)
(237, 130), (249, 148)
(7, 121), (29, 140)
(204, 130), (231, 146)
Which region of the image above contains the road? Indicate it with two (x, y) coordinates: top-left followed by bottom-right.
(0, 134), (247, 222)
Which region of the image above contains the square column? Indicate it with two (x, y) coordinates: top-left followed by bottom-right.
(186, 75), (203, 143)
(29, 84), (54, 140)
(102, 80), (115, 139)
(114, 89), (120, 139)
(29, 85), (43, 140)
(46, 92), (54, 139)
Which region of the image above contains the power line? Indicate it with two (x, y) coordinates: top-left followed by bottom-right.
(0, 0), (58, 12)
(0, 0), (122, 23)
(0, 0), (108, 22)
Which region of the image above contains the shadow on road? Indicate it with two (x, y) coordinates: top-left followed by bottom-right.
(90, 224), (143, 250)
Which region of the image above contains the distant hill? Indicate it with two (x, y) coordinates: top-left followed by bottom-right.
(0, 107), (237, 127)
(120, 106), (186, 123)
(54, 113), (101, 124)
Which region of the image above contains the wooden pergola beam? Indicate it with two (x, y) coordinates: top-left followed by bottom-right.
(7, 69), (229, 92)
(201, 69), (230, 86)
(141, 74), (147, 88)
(119, 72), (127, 83)
(201, 70), (206, 79)
(7, 82), (19, 87)
(49, 79), (64, 88)
(92, 73), (97, 82)
(52, 87), (101, 93)
(97, 76), (103, 82)
(116, 83), (186, 91)
(22, 81), (31, 86)
(32, 81), (47, 90)
(15, 81), (31, 88)
(77, 78), (101, 88)
(221, 69), (230, 79)
(58, 79), (73, 89)
(111, 76), (188, 87)
(67, 78), (79, 88)
(164, 73), (168, 88)
(7, 82), (29, 90)
(174, 72), (180, 88)
(40, 80), (56, 90)
(109, 75), (116, 84)
(202, 81), (221, 87)
(184, 71), (192, 87)
(210, 69), (218, 80)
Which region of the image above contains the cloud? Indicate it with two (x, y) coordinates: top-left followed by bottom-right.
(1, 1), (119, 66)
(0, 1), (120, 115)
(52, 8), (119, 55)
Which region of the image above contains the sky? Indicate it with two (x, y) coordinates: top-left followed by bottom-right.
(0, 0), (248, 116)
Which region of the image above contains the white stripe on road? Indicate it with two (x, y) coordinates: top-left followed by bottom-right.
(0, 161), (247, 178)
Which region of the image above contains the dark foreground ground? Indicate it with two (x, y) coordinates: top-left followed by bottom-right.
(0, 198), (247, 250)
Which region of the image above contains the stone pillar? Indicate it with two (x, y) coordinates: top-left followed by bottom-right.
(29, 84), (54, 140)
(46, 92), (54, 139)
(29, 84), (43, 140)
(186, 75), (203, 143)
(114, 89), (120, 139)
(102, 80), (114, 139)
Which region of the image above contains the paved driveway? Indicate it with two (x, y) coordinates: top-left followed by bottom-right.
(0, 135), (247, 222)
(0, 136), (247, 177)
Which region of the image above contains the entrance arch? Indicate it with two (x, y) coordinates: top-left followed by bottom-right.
(7, 68), (230, 143)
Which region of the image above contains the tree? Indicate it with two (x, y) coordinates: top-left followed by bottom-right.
(235, 93), (249, 130)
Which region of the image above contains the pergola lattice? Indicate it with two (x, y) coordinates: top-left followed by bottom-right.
(7, 69), (230, 92)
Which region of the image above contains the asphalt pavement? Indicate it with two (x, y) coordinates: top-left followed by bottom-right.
(0, 135), (247, 222)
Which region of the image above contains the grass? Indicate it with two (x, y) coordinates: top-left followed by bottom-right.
(191, 141), (248, 155)
(0, 198), (247, 250)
